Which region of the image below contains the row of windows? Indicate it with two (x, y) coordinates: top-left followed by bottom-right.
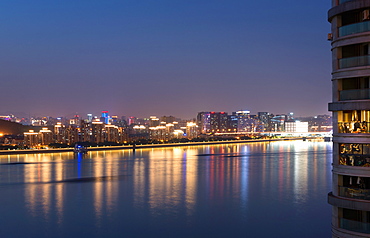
(339, 143), (370, 167)
(337, 110), (370, 133)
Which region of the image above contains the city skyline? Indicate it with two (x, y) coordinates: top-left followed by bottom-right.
(1, 0), (331, 119)
(0, 109), (331, 122)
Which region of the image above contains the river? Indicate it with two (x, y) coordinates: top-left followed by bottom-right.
(0, 140), (332, 238)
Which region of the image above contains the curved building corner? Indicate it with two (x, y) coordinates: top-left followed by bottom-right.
(328, 0), (370, 237)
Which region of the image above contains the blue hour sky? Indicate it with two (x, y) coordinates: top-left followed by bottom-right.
(0, 0), (332, 119)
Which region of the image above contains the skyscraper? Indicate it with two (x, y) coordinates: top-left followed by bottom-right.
(328, 1), (370, 237)
(87, 114), (93, 123)
(101, 111), (109, 124)
(197, 112), (211, 134)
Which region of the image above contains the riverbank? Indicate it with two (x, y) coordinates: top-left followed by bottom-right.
(0, 137), (308, 155)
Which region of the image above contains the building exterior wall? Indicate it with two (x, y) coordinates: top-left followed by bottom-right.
(328, 0), (370, 237)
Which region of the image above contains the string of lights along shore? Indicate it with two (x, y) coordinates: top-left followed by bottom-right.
(0, 110), (331, 149)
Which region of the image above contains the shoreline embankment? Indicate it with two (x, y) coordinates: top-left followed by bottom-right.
(0, 137), (310, 155)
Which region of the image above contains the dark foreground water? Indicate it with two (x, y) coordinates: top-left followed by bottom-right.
(0, 141), (332, 238)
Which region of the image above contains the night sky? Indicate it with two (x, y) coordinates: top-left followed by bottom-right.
(0, 0), (331, 119)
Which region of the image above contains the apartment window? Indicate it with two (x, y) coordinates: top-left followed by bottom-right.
(339, 143), (370, 166)
(338, 110), (370, 133)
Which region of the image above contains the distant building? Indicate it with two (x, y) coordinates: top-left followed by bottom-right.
(69, 115), (80, 125)
(209, 112), (228, 133)
(227, 114), (238, 132)
(39, 127), (53, 145)
(91, 121), (105, 143)
(160, 116), (176, 124)
(31, 118), (47, 126)
(235, 110), (251, 132)
(24, 130), (39, 148)
(101, 111), (109, 124)
(234, 110), (262, 132)
(149, 116), (160, 127)
(54, 122), (66, 143)
(197, 112), (211, 134)
(186, 122), (198, 139)
(258, 112), (272, 131)
(270, 114), (287, 132)
(87, 114), (93, 123)
(105, 124), (119, 142)
(79, 120), (91, 142)
(0, 115), (14, 121)
(284, 121), (308, 133)
(128, 117), (136, 125)
(65, 125), (79, 145)
(295, 115), (332, 132)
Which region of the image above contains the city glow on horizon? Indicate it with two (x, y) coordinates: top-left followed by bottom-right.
(0, 0), (331, 119)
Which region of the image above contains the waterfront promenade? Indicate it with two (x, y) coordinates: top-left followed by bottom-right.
(0, 137), (306, 155)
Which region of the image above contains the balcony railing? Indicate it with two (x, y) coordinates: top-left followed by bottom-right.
(340, 89), (370, 101)
(339, 21), (370, 37)
(339, 186), (370, 200)
(339, 55), (370, 69)
(338, 122), (370, 133)
(340, 218), (370, 234)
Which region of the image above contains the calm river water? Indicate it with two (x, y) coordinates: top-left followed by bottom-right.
(0, 140), (332, 238)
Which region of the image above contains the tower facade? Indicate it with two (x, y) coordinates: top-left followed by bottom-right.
(328, 0), (370, 237)
(101, 111), (109, 124)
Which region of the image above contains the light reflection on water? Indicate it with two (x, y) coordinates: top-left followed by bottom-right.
(0, 141), (332, 238)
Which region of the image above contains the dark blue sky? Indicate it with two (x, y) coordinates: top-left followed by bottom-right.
(0, 0), (332, 119)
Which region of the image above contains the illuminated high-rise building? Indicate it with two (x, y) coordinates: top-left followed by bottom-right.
(270, 114), (287, 132)
(87, 114), (93, 123)
(128, 117), (136, 125)
(327, 1), (370, 237)
(234, 110), (253, 132)
(54, 122), (66, 143)
(39, 127), (53, 145)
(186, 122), (198, 138)
(65, 125), (79, 145)
(149, 116), (160, 127)
(101, 111), (109, 124)
(227, 114), (238, 132)
(23, 130), (39, 148)
(258, 112), (272, 131)
(284, 121), (308, 133)
(91, 121), (105, 143)
(197, 112), (211, 134)
(69, 115), (79, 125)
(209, 112), (228, 133)
(111, 115), (119, 125)
(104, 124), (119, 142)
(79, 120), (91, 142)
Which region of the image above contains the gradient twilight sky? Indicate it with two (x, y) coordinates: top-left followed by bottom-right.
(0, 0), (332, 119)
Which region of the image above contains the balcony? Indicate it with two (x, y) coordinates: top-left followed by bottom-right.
(339, 186), (370, 200)
(340, 89), (370, 101)
(340, 218), (370, 234)
(339, 55), (370, 69)
(338, 122), (370, 134)
(339, 21), (370, 37)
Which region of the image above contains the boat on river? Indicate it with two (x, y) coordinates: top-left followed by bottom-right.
(74, 144), (88, 153)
